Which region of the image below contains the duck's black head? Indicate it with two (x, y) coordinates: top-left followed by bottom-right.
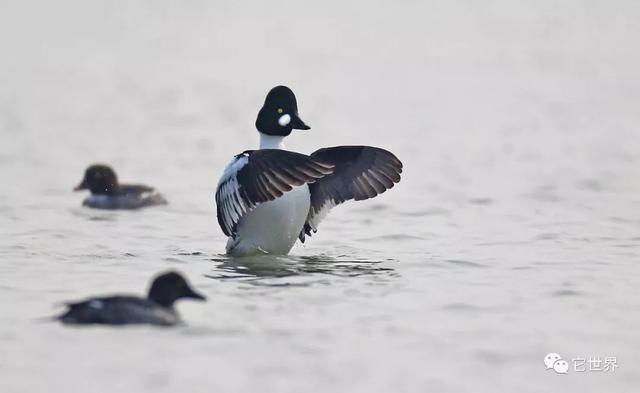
(255, 85), (310, 136)
(74, 164), (119, 195)
(147, 271), (206, 307)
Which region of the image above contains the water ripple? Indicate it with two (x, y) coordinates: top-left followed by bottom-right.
(444, 259), (488, 269)
(205, 253), (398, 285)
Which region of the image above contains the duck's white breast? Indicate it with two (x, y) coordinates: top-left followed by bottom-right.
(227, 185), (310, 256)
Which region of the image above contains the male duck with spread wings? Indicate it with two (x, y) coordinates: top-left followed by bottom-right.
(215, 86), (403, 256)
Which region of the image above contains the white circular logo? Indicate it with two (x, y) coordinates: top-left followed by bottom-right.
(544, 353), (562, 369)
(553, 359), (569, 374)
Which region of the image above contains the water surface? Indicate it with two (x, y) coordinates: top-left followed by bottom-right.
(1, 1), (640, 392)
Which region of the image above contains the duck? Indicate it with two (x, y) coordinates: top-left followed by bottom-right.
(73, 164), (167, 209)
(56, 271), (205, 326)
(215, 85), (403, 256)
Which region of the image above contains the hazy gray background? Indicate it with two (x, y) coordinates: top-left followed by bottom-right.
(1, 1), (639, 392)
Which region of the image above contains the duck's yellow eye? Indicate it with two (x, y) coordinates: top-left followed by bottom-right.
(277, 108), (283, 114)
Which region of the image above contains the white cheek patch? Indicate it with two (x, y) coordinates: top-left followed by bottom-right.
(278, 114), (291, 126)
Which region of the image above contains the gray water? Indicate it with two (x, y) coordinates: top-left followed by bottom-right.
(1, 1), (640, 392)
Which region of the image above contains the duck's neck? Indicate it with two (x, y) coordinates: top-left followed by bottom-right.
(259, 133), (287, 150)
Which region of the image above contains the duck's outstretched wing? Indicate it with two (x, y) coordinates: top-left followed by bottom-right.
(299, 146), (403, 242)
(215, 149), (334, 238)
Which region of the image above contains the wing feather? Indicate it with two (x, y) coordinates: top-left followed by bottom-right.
(215, 150), (334, 237)
(299, 146), (402, 242)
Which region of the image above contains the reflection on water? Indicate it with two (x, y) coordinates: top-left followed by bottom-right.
(69, 208), (119, 221)
(206, 253), (398, 283)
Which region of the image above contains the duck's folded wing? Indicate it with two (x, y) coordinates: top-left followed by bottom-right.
(300, 146), (403, 242)
(119, 184), (155, 195)
(215, 149), (334, 237)
(59, 296), (158, 325)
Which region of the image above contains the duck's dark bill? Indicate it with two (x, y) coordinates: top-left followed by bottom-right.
(185, 288), (206, 301)
(73, 181), (87, 191)
(291, 114), (310, 130)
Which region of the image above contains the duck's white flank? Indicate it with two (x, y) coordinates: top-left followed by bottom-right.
(226, 184), (310, 256)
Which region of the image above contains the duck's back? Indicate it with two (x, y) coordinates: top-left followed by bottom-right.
(58, 296), (178, 326)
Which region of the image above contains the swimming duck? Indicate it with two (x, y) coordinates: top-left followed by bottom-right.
(215, 86), (403, 256)
(73, 164), (167, 209)
(56, 271), (205, 326)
